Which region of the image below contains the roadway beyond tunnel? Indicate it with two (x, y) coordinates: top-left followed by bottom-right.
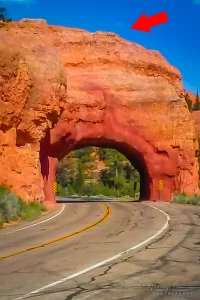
(0, 199), (200, 300)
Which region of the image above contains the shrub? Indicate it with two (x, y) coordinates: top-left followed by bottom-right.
(172, 192), (200, 205)
(0, 190), (21, 222)
(0, 185), (47, 228)
(68, 184), (75, 196)
(56, 183), (67, 197)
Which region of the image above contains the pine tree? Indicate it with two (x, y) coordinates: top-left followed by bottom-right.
(0, 2), (12, 22)
(73, 163), (84, 193)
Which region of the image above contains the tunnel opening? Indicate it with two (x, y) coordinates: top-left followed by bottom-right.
(55, 141), (151, 201)
(40, 122), (157, 206)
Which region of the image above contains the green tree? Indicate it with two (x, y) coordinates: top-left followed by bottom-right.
(74, 147), (95, 163)
(99, 148), (139, 196)
(56, 184), (67, 197)
(103, 149), (126, 178)
(193, 90), (200, 111)
(98, 148), (107, 160)
(57, 153), (77, 187)
(67, 184), (75, 196)
(112, 175), (127, 196)
(0, 2), (12, 22)
(57, 147), (140, 198)
(73, 163), (84, 193)
(184, 92), (192, 111)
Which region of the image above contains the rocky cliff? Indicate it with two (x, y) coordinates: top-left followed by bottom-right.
(0, 20), (199, 203)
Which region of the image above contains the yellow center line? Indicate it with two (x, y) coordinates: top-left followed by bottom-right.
(0, 203), (111, 261)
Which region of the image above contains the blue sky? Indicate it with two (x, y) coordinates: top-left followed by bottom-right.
(2, 0), (200, 94)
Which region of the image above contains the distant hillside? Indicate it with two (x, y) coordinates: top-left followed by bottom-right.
(56, 147), (140, 197)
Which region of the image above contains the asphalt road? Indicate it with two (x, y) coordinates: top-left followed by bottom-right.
(0, 199), (200, 300)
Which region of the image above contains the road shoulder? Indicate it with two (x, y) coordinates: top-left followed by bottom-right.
(0, 203), (64, 236)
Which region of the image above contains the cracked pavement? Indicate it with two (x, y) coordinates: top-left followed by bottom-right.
(0, 201), (200, 300)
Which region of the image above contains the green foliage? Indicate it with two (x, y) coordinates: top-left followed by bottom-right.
(20, 200), (47, 221)
(73, 163), (84, 192)
(57, 153), (77, 187)
(74, 147), (95, 163)
(56, 183), (67, 197)
(0, 2), (12, 24)
(67, 184), (76, 196)
(98, 148), (107, 160)
(0, 185), (47, 228)
(172, 192), (200, 205)
(57, 147), (140, 198)
(184, 90), (200, 112)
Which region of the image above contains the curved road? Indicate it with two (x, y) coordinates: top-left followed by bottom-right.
(0, 200), (200, 300)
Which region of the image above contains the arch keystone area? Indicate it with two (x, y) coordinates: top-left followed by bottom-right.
(0, 21), (199, 205)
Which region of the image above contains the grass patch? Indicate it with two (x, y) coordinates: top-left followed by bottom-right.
(172, 192), (200, 205)
(0, 185), (47, 229)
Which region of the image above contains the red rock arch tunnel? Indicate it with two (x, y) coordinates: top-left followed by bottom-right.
(39, 93), (191, 206)
(0, 22), (199, 205)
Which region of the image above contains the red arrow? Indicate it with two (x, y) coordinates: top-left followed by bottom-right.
(131, 12), (168, 32)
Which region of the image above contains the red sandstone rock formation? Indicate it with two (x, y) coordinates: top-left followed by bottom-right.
(192, 111), (200, 133)
(0, 20), (199, 204)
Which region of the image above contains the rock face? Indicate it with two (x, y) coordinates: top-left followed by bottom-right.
(192, 111), (200, 133)
(0, 21), (199, 204)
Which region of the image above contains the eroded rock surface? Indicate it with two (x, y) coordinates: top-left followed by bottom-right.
(0, 21), (199, 203)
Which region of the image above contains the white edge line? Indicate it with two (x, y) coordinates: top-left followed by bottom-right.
(1, 204), (65, 236)
(12, 203), (170, 300)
